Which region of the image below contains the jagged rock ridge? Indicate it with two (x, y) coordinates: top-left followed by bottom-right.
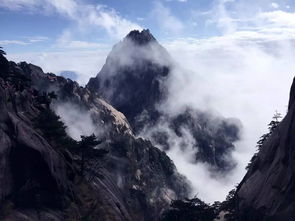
(126, 29), (157, 45)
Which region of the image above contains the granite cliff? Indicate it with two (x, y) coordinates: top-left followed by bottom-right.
(0, 48), (190, 221)
(236, 77), (295, 221)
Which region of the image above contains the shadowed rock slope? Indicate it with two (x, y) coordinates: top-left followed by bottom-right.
(0, 52), (190, 220)
(236, 77), (295, 221)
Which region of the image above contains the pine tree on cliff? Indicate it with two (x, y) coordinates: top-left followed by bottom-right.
(0, 46), (9, 79)
(161, 197), (216, 221)
(35, 109), (68, 141)
(0, 46), (6, 55)
(246, 111), (282, 170)
(268, 111), (282, 133)
(78, 134), (102, 176)
(256, 111), (282, 151)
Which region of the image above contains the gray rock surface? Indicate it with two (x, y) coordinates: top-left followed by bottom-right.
(0, 53), (190, 220)
(237, 77), (295, 221)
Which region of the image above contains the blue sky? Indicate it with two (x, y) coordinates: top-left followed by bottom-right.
(0, 0), (294, 55)
(1, 0), (295, 202)
(0, 0), (215, 50)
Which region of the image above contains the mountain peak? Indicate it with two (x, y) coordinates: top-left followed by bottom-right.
(125, 29), (156, 45)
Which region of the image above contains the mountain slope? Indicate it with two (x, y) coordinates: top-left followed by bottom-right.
(236, 77), (295, 221)
(0, 52), (190, 220)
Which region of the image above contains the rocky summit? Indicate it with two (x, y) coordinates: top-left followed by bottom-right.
(87, 29), (172, 132)
(87, 29), (240, 172)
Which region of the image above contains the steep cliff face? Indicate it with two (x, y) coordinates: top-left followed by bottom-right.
(236, 77), (295, 221)
(0, 53), (190, 220)
(87, 29), (240, 172)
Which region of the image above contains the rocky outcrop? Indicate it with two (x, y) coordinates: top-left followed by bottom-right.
(0, 83), (67, 201)
(236, 77), (295, 221)
(87, 29), (241, 172)
(0, 53), (190, 220)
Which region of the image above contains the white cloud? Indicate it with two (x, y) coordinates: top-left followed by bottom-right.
(0, 0), (142, 39)
(55, 103), (97, 141)
(0, 40), (29, 45)
(28, 36), (49, 43)
(204, 0), (295, 36)
(7, 49), (109, 85)
(160, 5), (295, 201)
(133, 0), (295, 203)
(271, 2), (279, 9)
(82, 5), (142, 39)
(151, 2), (184, 34)
(0, 36), (49, 45)
(0, 0), (38, 10)
(55, 29), (107, 49)
(260, 10), (295, 27)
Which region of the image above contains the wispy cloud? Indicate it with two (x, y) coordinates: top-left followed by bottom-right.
(260, 10), (295, 27)
(0, 36), (48, 46)
(7, 49), (109, 85)
(151, 2), (184, 34)
(0, 0), (142, 39)
(0, 0), (38, 11)
(55, 30), (107, 50)
(270, 2), (279, 9)
(0, 40), (29, 45)
(27, 36), (49, 43)
(161, 1), (295, 201)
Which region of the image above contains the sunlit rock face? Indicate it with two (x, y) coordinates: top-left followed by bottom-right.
(236, 78), (295, 221)
(87, 29), (241, 172)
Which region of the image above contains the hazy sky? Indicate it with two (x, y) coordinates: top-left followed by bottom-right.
(1, 0), (295, 202)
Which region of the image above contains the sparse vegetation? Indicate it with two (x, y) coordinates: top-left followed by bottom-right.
(7, 72), (31, 91)
(35, 109), (68, 142)
(0, 46), (6, 55)
(220, 188), (238, 221)
(0, 47), (9, 79)
(161, 187), (239, 221)
(161, 197), (217, 221)
(246, 111), (282, 170)
(78, 134), (103, 176)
